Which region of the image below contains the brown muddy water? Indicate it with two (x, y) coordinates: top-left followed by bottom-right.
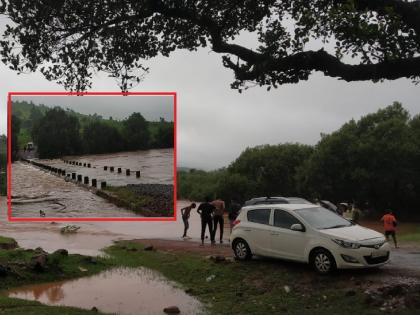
(10, 149), (173, 217)
(5, 267), (205, 315)
(0, 199), (215, 256)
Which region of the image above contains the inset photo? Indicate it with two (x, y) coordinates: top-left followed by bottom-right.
(8, 92), (176, 220)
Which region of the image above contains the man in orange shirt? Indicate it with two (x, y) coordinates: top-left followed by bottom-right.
(380, 210), (398, 248)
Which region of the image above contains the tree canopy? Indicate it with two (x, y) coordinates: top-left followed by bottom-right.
(178, 102), (420, 219)
(1, 0), (420, 91)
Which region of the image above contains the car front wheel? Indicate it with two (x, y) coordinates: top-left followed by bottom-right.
(311, 249), (336, 274)
(233, 239), (252, 261)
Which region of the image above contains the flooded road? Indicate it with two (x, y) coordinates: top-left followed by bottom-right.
(10, 149), (174, 218)
(0, 198), (214, 255)
(5, 267), (205, 315)
(62, 148), (174, 186)
(11, 162), (139, 217)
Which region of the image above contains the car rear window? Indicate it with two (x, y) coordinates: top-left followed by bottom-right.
(247, 209), (270, 225)
(274, 210), (301, 229)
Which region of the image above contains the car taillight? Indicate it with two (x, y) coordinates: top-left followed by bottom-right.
(232, 219), (240, 227)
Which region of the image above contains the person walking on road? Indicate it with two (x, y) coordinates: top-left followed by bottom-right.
(381, 209), (398, 248)
(211, 198), (225, 243)
(181, 203), (196, 239)
(197, 197), (215, 246)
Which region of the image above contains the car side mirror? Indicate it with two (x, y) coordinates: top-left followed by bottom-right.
(291, 223), (305, 232)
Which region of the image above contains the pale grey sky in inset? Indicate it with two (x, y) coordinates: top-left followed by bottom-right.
(12, 95), (174, 122)
(0, 18), (419, 170)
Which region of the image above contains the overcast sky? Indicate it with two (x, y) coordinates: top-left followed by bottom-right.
(1, 19), (419, 170)
(12, 95), (174, 122)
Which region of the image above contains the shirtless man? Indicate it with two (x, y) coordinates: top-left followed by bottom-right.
(181, 203), (196, 238)
(211, 198), (225, 243)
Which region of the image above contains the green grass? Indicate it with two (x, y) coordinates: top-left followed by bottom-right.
(105, 241), (415, 315)
(1, 237), (418, 315)
(103, 186), (153, 210)
(0, 236), (16, 245)
(101, 186), (172, 217)
(399, 227), (420, 243)
(0, 296), (110, 315)
(0, 242), (114, 315)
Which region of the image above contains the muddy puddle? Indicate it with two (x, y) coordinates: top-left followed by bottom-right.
(5, 267), (205, 315)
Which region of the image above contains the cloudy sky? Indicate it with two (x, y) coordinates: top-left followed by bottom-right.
(0, 20), (419, 170)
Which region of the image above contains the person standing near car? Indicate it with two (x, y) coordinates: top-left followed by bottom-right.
(211, 198), (225, 243)
(381, 209), (398, 248)
(228, 200), (241, 232)
(197, 197), (216, 246)
(351, 203), (362, 224)
(181, 202), (196, 239)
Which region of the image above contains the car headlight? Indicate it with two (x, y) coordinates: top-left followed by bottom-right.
(332, 239), (361, 249)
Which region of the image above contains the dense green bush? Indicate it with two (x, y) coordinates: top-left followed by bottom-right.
(178, 103), (420, 219)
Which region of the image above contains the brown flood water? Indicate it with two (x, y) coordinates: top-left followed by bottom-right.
(11, 149), (173, 217)
(5, 267), (205, 315)
(1, 199), (226, 256)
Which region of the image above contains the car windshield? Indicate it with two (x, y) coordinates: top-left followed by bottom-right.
(295, 207), (352, 230)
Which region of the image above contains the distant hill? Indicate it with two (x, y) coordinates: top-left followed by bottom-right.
(11, 101), (174, 155)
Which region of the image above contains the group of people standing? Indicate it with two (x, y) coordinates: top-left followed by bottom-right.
(181, 197), (241, 246)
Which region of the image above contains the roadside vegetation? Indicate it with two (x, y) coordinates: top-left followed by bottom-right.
(101, 185), (174, 217)
(11, 100), (174, 160)
(178, 103), (420, 221)
(0, 239), (112, 314)
(1, 236), (419, 315)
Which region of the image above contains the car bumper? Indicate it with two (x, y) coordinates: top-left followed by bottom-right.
(333, 242), (391, 269)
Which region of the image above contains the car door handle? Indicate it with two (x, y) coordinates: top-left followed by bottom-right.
(270, 233), (279, 236)
(244, 229), (252, 232)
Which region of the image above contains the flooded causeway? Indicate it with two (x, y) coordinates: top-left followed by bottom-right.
(10, 149), (174, 217)
(5, 267), (204, 315)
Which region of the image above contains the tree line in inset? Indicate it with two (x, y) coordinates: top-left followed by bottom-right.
(178, 103), (420, 220)
(11, 101), (174, 160)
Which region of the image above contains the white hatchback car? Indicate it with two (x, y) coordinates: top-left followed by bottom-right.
(230, 204), (390, 273)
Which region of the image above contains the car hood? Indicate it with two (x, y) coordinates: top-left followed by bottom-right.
(319, 225), (384, 242)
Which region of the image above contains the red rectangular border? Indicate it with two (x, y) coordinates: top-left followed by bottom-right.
(6, 91), (177, 222)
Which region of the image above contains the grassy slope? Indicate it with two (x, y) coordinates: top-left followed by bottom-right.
(0, 246), (113, 315)
(105, 241), (415, 315)
(2, 237), (418, 315)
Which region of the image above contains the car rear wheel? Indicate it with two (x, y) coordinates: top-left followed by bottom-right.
(311, 249), (336, 274)
(233, 239), (252, 261)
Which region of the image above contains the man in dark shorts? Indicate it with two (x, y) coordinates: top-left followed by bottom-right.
(381, 209), (398, 248)
(181, 203), (196, 239)
(197, 197), (215, 245)
(211, 198), (225, 243)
